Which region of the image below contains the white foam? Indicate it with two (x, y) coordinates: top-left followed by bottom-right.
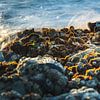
(68, 10), (100, 29)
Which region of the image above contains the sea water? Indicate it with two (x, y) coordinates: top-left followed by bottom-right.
(0, 0), (100, 36)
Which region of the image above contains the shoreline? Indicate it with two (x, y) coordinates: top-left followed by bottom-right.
(0, 22), (99, 50)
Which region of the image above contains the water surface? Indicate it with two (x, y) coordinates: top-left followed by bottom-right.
(0, 0), (100, 35)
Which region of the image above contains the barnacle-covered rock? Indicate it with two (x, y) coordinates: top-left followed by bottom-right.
(16, 56), (67, 95)
(17, 56), (65, 74)
(48, 44), (68, 57)
(0, 61), (17, 76)
(64, 47), (100, 83)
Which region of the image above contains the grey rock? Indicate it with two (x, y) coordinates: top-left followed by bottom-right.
(16, 56), (67, 96)
(86, 80), (97, 88)
(12, 81), (26, 95)
(43, 93), (75, 100)
(17, 56), (65, 75)
(22, 93), (41, 100)
(0, 90), (22, 100)
(70, 86), (100, 100)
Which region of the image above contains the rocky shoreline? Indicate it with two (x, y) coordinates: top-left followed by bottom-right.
(0, 22), (100, 100)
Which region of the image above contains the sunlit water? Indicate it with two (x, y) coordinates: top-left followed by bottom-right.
(0, 0), (100, 38)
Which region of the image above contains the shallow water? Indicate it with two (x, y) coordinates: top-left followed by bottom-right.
(0, 0), (100, 35)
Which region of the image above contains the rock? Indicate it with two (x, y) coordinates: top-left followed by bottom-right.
(17, 56), (65, 74)
(68, 80), (78, 89)
(86, 80), (97, 88)
(17, 28), (34, 39)
(0, 51), (5, 61)
(11, 80), (26, 95)
(43, 93), (75, 100)
(88, 22), (98, 32)
(70, 86), (100, 100)
(4, 51), (21, 62)
(89, 57), (100, 68)
(95, 22), (100, 32)
(44, 68), (67, 95)
(22, 93), (41, 100)
(0, 95), (9, 100)
(16, 56), (67, 96)
(10, 41), (28, 56)
(0, 90), (22, 100)
(88, 22), (100, 32)
(80, 80), (86, 86)
(91, 32), (100, 45)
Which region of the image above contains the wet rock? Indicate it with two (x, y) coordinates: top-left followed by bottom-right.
(91, 32), (100, 45)
(70, 86), (100, 100)
(0, 61), (17, 76)
(60, 28), (69, 33)
(17, 56), (65, 74)
(88, 21), (100, 32)
(68, 80), (78, 89)
(17, 28), (34, 39)
(80, 80), (86, 86)
(95, 22), (100, 32)
(0, 90), (22, 100)
(16, 56), (67, 96)
(22, 93), (41, 100)
(4, 51), (21, 62)
(44, 68), (67, 95)
(75, 29), (85, 37)
(10, 41), (28, 56)
(86, 80), (97, 88)
(89, 57), (100, 68)
(95, 71), (100, 81)
(0, 95), (9, 100)
(11, 80), (26, 95)
(0, 51), (5, 61)
(43, 93), (75, 100)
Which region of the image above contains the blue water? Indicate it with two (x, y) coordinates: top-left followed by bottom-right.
(0, 0), (100, 35)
